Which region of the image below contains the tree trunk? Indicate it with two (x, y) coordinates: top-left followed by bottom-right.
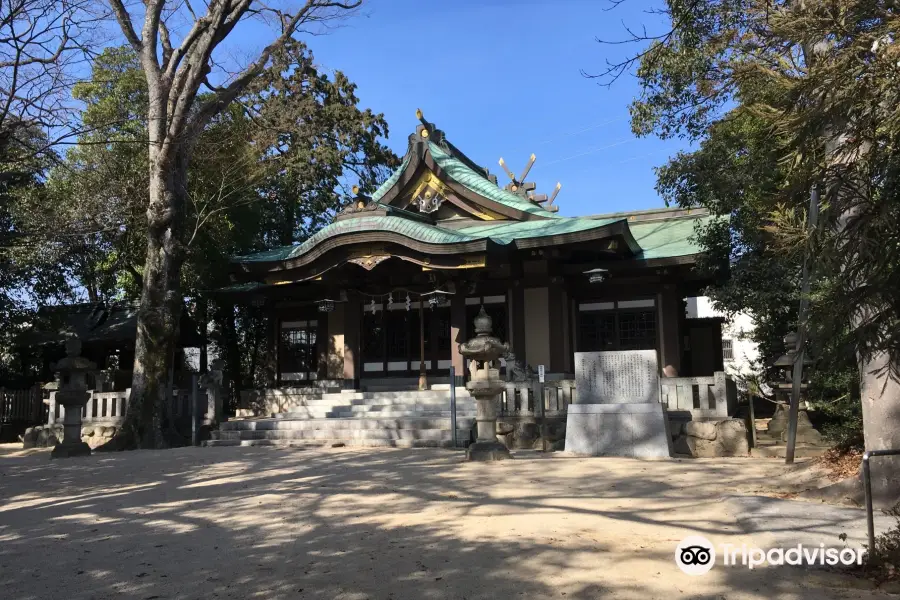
(101, 151), (187, 450)
(859, 350), (900, 509)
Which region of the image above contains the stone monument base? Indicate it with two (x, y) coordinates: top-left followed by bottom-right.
(564, 403), (673, 458)
(467, 439), (512, 461)
(50, 440), (92, 459)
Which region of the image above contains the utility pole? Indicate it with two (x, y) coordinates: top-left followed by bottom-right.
(785, 185), (820, 464)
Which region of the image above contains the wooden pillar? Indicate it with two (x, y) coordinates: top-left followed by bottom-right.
(326, 303), (346, 380)
(418, 299), (427, 390)
(343, 297), (360, 390)
(508, 284), (526, 360)
(450, 293), (466, 386)
(548, 280), (567, 373)
(316, 309), (328, 380)
(657, 285), (683, 376)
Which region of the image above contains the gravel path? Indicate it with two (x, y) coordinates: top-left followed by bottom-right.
(0, 446), (894, 599)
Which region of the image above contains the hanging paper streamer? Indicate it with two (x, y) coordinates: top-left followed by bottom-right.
(405, 293), (411, 311)
(387, 292), (393, 306)
(370, 298), (376, 314)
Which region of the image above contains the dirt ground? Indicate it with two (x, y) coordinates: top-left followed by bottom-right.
(0, 445), (894, 600)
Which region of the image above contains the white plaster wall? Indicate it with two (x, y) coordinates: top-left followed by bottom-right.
(685, 296), (760, 380)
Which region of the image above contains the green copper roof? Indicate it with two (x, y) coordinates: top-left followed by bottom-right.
(233, 215), (627, 264)
(427, 142), (560, 218)
(628, 214), (713, 259)
(370, 154), (411, 203)
(457, 217), (621, 244)
(233, 216), (483, 263)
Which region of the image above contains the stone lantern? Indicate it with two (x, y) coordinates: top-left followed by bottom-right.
(50, 337), (96, 458)
(767, 332), (822, 444)
(458, 307), (511, 461)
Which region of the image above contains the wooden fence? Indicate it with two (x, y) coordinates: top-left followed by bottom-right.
(0, 385), (44, 424)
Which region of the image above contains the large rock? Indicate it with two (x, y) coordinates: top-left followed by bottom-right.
(674, 419), (749, 458)
(495, 417), (567, 452)
(683, 420), (717, 441)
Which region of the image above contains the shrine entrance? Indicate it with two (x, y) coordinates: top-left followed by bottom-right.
(360, 300), (452, 376)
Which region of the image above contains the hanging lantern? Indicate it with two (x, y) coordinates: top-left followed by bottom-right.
(405, 293), (411, 311)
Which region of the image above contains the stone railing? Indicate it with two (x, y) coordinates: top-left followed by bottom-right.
(500, 379), (576, 417)
(496, 372), (737, 420)
(659, 371), (736, 419)
(48, 386), (208, 426)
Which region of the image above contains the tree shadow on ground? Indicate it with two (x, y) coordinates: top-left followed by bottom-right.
(0, 448), (889, 600)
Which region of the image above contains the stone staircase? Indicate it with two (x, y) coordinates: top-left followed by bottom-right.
(205, 388), (476, 448)
(750, 417), (829, 458)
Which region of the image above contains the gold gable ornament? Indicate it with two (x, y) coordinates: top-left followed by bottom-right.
(348, 255), (390, 270)
(411, 172), (448, 214)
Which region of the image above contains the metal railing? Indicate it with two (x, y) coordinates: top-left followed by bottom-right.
(863, 448), (900, 562)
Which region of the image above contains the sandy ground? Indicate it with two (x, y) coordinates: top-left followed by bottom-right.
(0, 445), (896, 600)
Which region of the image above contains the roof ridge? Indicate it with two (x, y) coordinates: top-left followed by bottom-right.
(427, 141), (560, 219)
(586, 206), (710, 221)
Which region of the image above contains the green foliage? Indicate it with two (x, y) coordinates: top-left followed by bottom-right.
(607, 0), (900, 443)
(2, 41), (397, 390)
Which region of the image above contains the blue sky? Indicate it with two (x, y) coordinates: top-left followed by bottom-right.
(298, 0), (684, 216)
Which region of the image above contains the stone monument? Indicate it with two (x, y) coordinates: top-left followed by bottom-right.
(459, 307), (511, 461)
(564, 349), (673, 457)
(50, 337), (95, 459)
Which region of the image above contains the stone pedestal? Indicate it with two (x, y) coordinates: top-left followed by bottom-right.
(564, 350), (673, 458)
(466, 378), (511, 461)
(565, 403), (673, 457)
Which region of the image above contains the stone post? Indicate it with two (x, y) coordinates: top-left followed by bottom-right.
(199, 359), (225, 427)
(50, 338), (95, 459)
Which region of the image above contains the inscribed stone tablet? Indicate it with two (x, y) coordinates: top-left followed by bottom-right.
(574, 350), (659, 404)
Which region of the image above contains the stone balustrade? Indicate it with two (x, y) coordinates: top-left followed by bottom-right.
(659, 371), (736, 419)
(498, 373), (735, 420)
(500, 379), (576, 416)
(48, 386), (209, 426)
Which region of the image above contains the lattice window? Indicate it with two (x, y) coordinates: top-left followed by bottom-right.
(280, 324), (318, 375)
(434, 307), (451, 359)
(385, 310), (411, 361)
(578, 312), (616, 352)
(722, 338), (734, 361)
(618, 310), (657, 350)
(361, 311), (384, 362)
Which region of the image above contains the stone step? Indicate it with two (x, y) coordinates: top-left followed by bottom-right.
(751, 444), (829, 458)
(278, 409), (477, 419)
(220, 417), (476, 431)
(321, 391), (471, 401)
(203, 438), (460, 449)
(276, 397), (475, 408)
(211, 428), (470, 442)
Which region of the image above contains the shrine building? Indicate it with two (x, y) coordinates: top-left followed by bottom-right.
(225, 112), (725, 392)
